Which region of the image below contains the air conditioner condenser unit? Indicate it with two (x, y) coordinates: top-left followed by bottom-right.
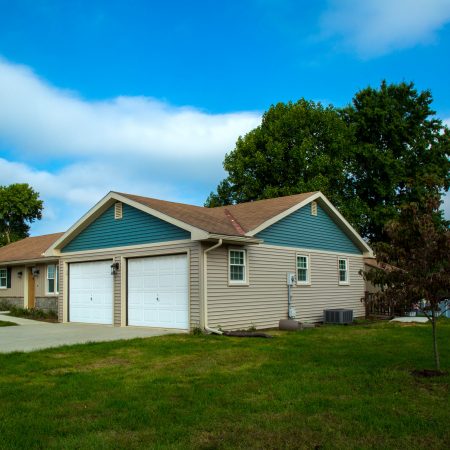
(323, 309), (353, 324)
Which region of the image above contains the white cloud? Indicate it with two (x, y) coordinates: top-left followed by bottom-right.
(0, 158), (186, 234)
(0, 58), (260, 160)
(320, 0), (450, 57)
(0, 58), (261, 235)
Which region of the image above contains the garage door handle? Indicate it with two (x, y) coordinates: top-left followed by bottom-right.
(156, 296), (159, 302)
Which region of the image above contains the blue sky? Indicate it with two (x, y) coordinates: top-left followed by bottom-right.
(0, 0), (449, 235)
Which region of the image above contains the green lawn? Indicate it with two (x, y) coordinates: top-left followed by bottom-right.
(0, 320), (18, 327)
(1, 321), (449, 449)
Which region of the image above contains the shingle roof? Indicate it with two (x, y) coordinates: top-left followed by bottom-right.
(118, 192), (318, 236)
(0, 233), (64, 264)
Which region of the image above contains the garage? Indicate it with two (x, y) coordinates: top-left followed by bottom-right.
(127, 254), (188, 329)
(69, 260), (114, 324)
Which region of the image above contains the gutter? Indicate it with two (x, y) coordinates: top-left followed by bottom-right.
(0, 257), (59, 266)
(203, 239), (223, 335)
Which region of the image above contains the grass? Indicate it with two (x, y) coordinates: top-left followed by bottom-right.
(0, 320), (449, 449)
(0, 320), (17, 327)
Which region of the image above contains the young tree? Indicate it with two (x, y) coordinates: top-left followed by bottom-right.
(0, 184), (43, 246)
(363, 195), (450, 371)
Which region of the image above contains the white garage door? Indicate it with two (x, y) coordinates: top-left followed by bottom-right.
(69, 260), (114, 324)
(128, 254), (188, 329)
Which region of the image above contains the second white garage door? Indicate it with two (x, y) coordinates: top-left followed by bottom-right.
(69, 260), (114, 324)
(128, 254), (188, 329)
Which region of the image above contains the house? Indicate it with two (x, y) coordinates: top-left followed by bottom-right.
(1, 191), (373, 330)
(0, 233), (63, 311)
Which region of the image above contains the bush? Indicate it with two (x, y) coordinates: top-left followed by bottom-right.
(7, 306), (58, 322)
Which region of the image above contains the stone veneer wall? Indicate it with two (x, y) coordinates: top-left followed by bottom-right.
(35, 297), (58, 313)
(0, 297), (24, 309)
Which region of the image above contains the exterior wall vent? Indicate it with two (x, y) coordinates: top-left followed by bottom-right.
(323, 309), (353, 324)
(114, 202), (123, 220)
(311, 201), (317, 216)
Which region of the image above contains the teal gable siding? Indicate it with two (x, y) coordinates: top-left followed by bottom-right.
(256, 204), (362, 254)
(61, 204), (191, 252)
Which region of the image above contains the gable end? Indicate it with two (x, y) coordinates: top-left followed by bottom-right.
(255, 203), (362, 254)
(61, 203), (191, 253)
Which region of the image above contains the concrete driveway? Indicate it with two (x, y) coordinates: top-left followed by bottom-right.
(0, 313), (186, 353)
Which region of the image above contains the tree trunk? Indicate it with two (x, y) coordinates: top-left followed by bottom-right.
(431, 310), (440, 371)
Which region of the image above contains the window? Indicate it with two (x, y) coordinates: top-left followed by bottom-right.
(0, 268), (7, 288)
(338, 258), (349, 284)
(229, 249), (247, 284)
(297, 255), (310, 284)
(47, 264), (59, 294)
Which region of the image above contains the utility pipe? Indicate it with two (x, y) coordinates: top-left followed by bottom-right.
(203, 239), (223, 335)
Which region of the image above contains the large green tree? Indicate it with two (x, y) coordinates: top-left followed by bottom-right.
(206, 82), (450, 243)
(0, 184), (43, 246)
(342, 81), (450, 241)
(206, 99), (358, 219)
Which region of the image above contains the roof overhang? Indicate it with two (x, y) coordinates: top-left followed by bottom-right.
(44, 191), (210, 256)
(0, 257), (59, 266)
(247, 191), (373, 257)
(200, 234), (263, 245)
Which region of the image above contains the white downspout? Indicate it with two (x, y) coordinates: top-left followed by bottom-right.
(203, 239), (223, 335)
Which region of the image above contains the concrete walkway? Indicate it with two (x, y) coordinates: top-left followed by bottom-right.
(0, 313), (186, 353)
(390, 316), (429, 323)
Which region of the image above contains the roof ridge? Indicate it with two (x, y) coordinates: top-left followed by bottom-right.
(116, 192), (205, 210)
(116, 190), (318, 211)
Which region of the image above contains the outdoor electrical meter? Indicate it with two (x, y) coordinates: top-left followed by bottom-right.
(289, 306), (297, 319)
(286, 272), (297, 319)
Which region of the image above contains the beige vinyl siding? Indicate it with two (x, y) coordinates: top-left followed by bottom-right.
(59, 241), (201, 328)
(0, 266), (24, 298)
(34, 264), (50, 297)
(206, 244), (365, 330)
(113, 256), (121, 326)
(58, 259), (64, 322)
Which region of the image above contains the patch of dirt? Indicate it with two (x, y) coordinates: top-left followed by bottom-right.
(50, 352), (71, 359)
(411, 369), (448, 378)
(82, 357), (130, 370)
(48, 357), (130, 375)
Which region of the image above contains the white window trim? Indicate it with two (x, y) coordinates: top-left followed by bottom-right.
(0, 268), (7, 289)
(296, 254), (311, 285)
(338, 257), (350, 285)
(46, 264), (59, 296)
(228, 248), (249, 286)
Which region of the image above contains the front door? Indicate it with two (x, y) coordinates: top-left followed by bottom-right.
(28, 267), (35, 308)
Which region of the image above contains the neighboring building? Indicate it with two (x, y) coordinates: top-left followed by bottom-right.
(363, 257), (381, 294)
(0, 233), (63, 312)
(1, 191), (373, 330)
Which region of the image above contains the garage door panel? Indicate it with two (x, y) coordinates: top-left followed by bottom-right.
(69, 260), (113, 325)
(143, 276), (158, 290)
(128, 254), (188, 329)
